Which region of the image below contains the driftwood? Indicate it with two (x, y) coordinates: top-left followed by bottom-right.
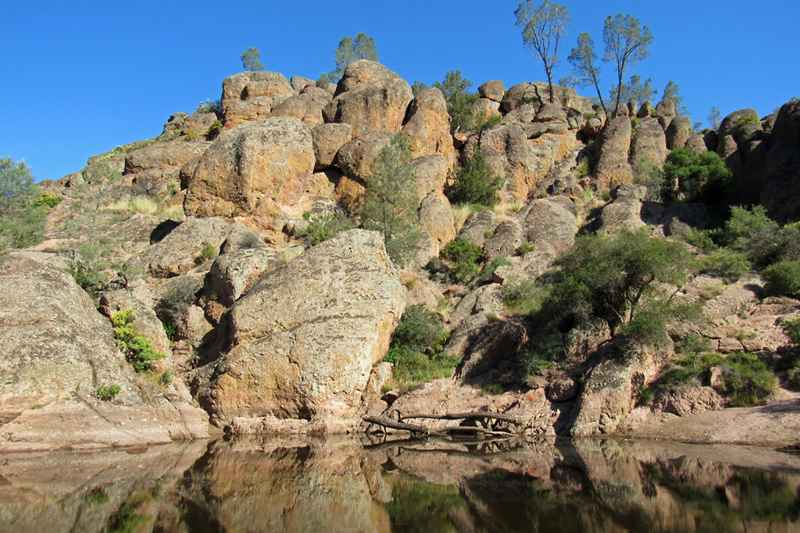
(363, 410), (525, 441)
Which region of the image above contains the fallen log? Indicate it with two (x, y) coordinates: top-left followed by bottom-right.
(400, 412), (521, 424)
(363, 415), (429, 436)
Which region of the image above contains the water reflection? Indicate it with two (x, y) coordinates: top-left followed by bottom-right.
(0, 437), (798, 532)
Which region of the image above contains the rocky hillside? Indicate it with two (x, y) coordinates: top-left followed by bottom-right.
(2, 60), (799, 451)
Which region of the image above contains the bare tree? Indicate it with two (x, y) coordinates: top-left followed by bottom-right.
(568, 32), (608, 118)
(603, 14), (653, 117)
(514, 0), (570, 103)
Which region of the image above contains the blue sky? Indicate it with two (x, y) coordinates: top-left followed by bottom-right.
(2, 0), (798, 181)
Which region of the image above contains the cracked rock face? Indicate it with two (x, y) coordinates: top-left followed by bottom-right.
(0, 252), (208, 452)
(204, 229), (406, 427)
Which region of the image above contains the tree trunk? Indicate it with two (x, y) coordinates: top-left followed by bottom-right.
(546, 68), (555, 104)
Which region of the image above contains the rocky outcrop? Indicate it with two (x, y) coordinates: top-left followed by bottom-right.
(184, 117), (317, 224)
(666, 116), (692, 150)
(323, 60), (413, 138)
(519, 197), (578, 254)
(501, 82), (593, 114)
(599, 184), (647, 233)
(221, 71), (294, 127)
(479, 80), (505, 102)
(418, 192), (456, 247)
(0, 252), (208, 451)
(759, 99), (800, 222)
(464, 123), (538, 199)
(334, 132), (392, 181)
(401, 87), (455, 164)
(411, 154), (449, 202)
(630, 117), (668, 171)
(204, 230), (406, 430)
(595, 116), (633, 187)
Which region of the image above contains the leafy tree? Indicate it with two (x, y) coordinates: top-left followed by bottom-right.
(447, 153), (503, 206)
(541, 229), (695, 343)
(709, 106), (722, 130)
(0, 158), (49, 251)
(514, 0), (570, 103)
(568, 32), (608, 118)
(662, 148), (732, 202)
(662, 80), (689, 115)
(325, 32), (379, 82)
(603, 14), (654, 117)
(361, 135), (420, 265)
(610, 74), (655, 110)
(240, 47), (264, 71)
(434, 70), (479, 133)
(763, 260), (800, 298)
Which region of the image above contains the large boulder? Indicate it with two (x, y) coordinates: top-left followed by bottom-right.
(479, 80), (505, 102)
(719, 108), (762, 144)
(599, 185), (647, 233)
(411, 154), (449, 202)
(204, 230), (406, 428)
(333, 132), (392, 181)
(595, 116), (633, 187)
(221, 71), (294, 127)
(269, 92), (327, 126)
(519, 197), (578, 254)
(464, 123), (537, 200)
(401, 87), (456, 164)
(759, 100), (800, 222)
(124, 139), (210, 188)
(323, 60), (413, 138)
(666, 116), (693, 150)
(312, 123), (353, 170)
(502, 82), (593, 114)
(470, 98), (502, 125)
(630, 117), (668, 171)
(184, 117), (316, 223)
(0, 252), (208, 451)
(160, 110), (218, 140)
(136, 217), (250, 278)
(418, 192), (456, 247)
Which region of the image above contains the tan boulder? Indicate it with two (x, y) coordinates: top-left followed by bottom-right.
(595, 116), (633, 187)
(323, 60), (413, 138)
(471, 98), (502, 125)
(401, 87), (456, 164)
(221, 71), (294, 127)
(312, 123), (353, 169)
(630, 117), (668, 172)
(685, 134), (708, 153)
(478, 80), (505, 102)
(411, 154), (449, 202)
(666, 116), (693, 150)
(464, 123), (536, 200)
(205, 229), (406, 427)
(333, 132), (392, 181)
(124, 139), (210, 183)
(184, 117), (316, 221)
(270, 93), (326, 126)
(520, 197), (578, 254)
(290, 75), (315, 92)
(655, 98), (677, 130)
(418, 192), (456, 247)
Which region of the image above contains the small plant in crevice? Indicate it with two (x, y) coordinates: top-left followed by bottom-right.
(196, 242), (217, 264)
(441, 238), (484, 284)
(95, 384), (121, 401)
(111, 310), (165, 373)
(298, 211), (355, 246)
(478, 256), (511, 284)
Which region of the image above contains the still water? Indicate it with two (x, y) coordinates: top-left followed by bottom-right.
(1, 437), (799, 532)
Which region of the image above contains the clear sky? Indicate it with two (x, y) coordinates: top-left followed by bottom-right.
(2, 0), (798, 181)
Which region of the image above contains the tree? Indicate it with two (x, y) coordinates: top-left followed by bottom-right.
(361, 135), (420, 265)
(568, 32), (608, 118)
(541, 229), (695, 344)
(708, 106), (722, 130)
(603, 14), (654, 117)
(0, 158), (35, 212)
(240, 48), (264, 71)
(447, 153), (503, 206)
(662, 80), (689, 115)
(662, 148), (732, 202)
(326, 32), (379, 82)
(514, 0), (570, 103)
(609, 74), (655, 110)
(434, 71), (479, 133)
(0, 158), (49, 251)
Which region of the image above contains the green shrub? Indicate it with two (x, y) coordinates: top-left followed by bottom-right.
(653, 351), (776, 406)
(662, 148), (732, 202)
(447, 153), (503, 207)
(84, 487), (109, 505)
(162, 320), (178, 342)
(788, 363), (800, 391)
(781, 317), (800, 346)
(298, 211), (355, 246)
(391, 305), (447, 354)
(719, 206), (786, 268)
(111, 310), (165, 373)
(675, 333), (713, 355)
(32, 192), (62, 209)
(441, 238), (483, 284)
(763, 260), (800, 297)
(385, 346), (460, 388)
(520, 334), (561, 376)
(501, 279), (548, 316)
(197, 242), (217, 263)
(683, 228), (719, 253)
(68, 256), (107, 297)
(478, 256), (511, 284)
(95, 384), (121, 401)
(384, 305), (455, 388)
(159, 370), (174, 386)
(433, 70), (480, 133)
(697, 249), (751, 283)
(517, 241), (535, 255)
(206, 119), (223, 140)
